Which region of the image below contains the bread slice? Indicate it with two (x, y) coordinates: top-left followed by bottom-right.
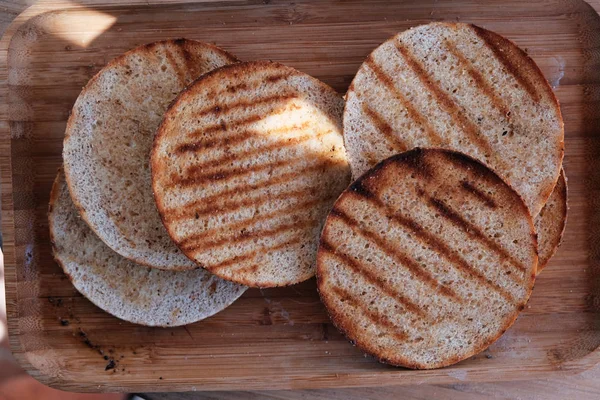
(63, 39), (238, 270)
(49, 170), (246, 327)
(535, 168), (567, 274)
(152, 61), (350, 287)
(344, 22), (563, 216)
(317, 148), (537, 369)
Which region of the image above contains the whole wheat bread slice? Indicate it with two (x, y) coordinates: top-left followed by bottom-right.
(317, 148), (537, 369)
(49, 170), (246, 327)
(344, 22), (564, 216)
(535, 168), (567, 274)
(63, 39), (238, 270)
(152, 61), (351, 287)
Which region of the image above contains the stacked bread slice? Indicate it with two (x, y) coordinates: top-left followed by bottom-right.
(56, 40), (247, 326)
(317, 22), (567, 368)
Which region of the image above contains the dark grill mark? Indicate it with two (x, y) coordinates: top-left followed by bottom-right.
(394, 41), (499, 164)
(181, 217), (316, 252)
(171, 157), (290, 189)
(401, 148), (434, 178)
(266, 73), (292, 83)
(349, 191), (517, 304)
(444, 40), (511, 118)
(164, 158), (343, 216)
(320, 240), (426, 318)
(178, 193), (336, 252)
(195, 93), (297, 119)
(470, 25), (541, 102)
(188, 97), (302, 139)
(330, 207), (460, 300)
(223, 72), (293, 95)
(211, 236), (302, 272)
(163, 46), (186, 86)
(363, 151), (381, 168)
(361, 102), (408, 152)
(427, 196), (528, 273)
(176, 41), (197, 77)
(330, 285), (408, 342)
(364, 56), (445, 146)
(460, 181), (497, 209)
(179, 126), (325, 177)
(192, 114), (264, 138)
(173, 150), (345, 190)
(171, 186), (318, 223)
(176, 121), (312, 155)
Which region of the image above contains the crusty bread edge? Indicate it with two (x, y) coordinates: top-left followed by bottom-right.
(62, 39), (239, 270)
(316, 148), (538, 369)
(343, 22), (564, 217)
(151, 60), (345, 287)
(537, 168), (568, 274)
(49, 170), (245, 327)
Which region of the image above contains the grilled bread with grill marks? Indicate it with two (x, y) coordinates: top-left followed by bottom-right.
(49, 170), (246, 327)
(152, 61), (351, 288)
(535, 168), (567, 274)
(317, 148), (537, 369)
(344, 23), (563, 216)
(63, 39), (238, 270)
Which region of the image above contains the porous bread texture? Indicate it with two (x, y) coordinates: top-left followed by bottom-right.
(317, 148), (537, 369)
(63, 39), (239, 270)
(344, 22), (563, 216)
(535, 168), (567, 273)
(152, 61), (351, 287)
(49, 170), (246, 327)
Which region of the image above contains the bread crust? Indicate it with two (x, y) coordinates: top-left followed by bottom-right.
(343, 22), (564, 217)
(152, 61), (350, 287)
(49, 170), (246, 327)
(63, 39), (239, 270)
(535, 168), (568, 273)
(317, 148), (537, 369)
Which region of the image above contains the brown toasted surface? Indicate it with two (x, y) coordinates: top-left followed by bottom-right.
(317, 148), (537, 369)
(344, 22), (563, 216)
(152, 61), (350, 288)
(63, 39), (238, 270)
(49, 170), (246, 327)
(535, 168), (568, 274)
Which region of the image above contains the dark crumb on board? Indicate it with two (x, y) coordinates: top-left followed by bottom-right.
(78, 328), (120, 372)
(159, 377), (163, 380)
(105, 360), (116, 371)
(48, 297), (63, 307)
(486, 354), (493, 359)
(59, 319), (70, 326)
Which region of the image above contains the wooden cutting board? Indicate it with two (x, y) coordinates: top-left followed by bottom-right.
(2, 0), (600, 393)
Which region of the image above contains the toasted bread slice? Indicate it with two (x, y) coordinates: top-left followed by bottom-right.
(344, 22), (563, 216)
(152, 61), (350, 287)
(317, 148), (537, 369)
(535, 168), (567, 274)
(63, 39), (238, 270)
(49, 170), (246, 327)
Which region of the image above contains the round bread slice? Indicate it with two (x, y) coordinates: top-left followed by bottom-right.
(49, 170), (246, 327)
(63, 39), (239, 270)
(535, 168), (567, 274)
(152, 61), (350, 287)
(317, 148), (537, 369)
(344, 22), (563, 216)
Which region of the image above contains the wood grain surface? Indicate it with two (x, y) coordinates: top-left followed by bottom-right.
(2, 0), (600, 395)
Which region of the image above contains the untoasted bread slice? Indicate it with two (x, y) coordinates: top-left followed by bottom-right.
(49, 170), (246, 327)
(344, 22), (563, 216)
(63, 39), (238, 270)
(152, 61), (350, 287)
(317, 148), (536, 369)
(535, 168), (567, 274)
